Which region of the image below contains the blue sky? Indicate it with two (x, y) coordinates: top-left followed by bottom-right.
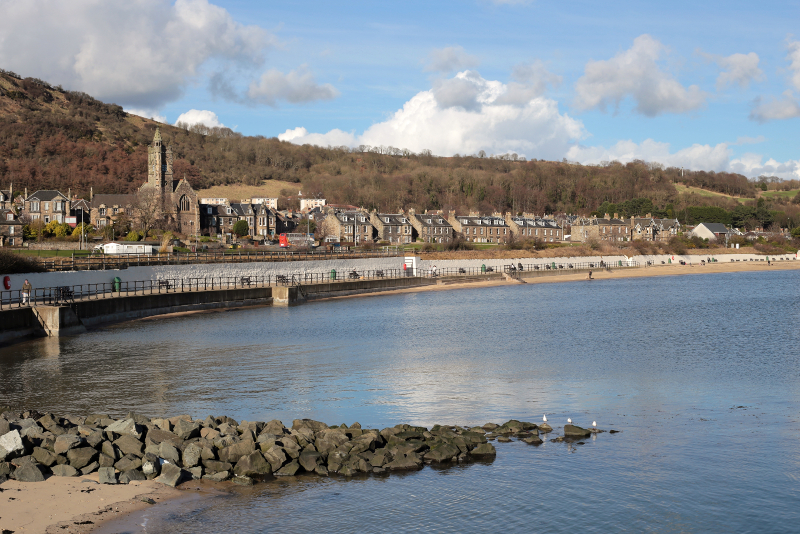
(1, 0), (798, 178)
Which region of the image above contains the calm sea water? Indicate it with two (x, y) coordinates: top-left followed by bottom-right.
(2, 270), (799, 533)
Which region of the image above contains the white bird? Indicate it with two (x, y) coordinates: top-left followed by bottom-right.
(543, 414), (547, 422)
(592, 421), (597, 428)
(567, 417), (572, 424)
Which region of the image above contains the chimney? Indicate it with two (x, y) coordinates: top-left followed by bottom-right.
(613, 213), (618, 219)
(68, 188), (71, 200)
(25, 187), (28, 199)
(408, 208), (415, 215)
(646, 213), (651, 218)
(90, 187), (93, 201)
(604, 213), (610, 219)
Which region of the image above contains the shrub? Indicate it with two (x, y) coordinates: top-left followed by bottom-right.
(124, 230), (141, 241)
(421, 242), (436, 252)
(444, 237), (474, 251)
(0, 250), (46, 274)
(72, 223), (93, 237)
(233, 220), (249, 237)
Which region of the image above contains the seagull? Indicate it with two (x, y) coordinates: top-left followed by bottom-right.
(543, 414), (547, 422)
(567, 417), (572, 424)
(592, 421), (597, 428)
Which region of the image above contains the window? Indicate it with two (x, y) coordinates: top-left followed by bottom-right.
(227, 207), (232, 214)
(9, 226), (14, 235)
(504, 228), (507, 235)
(208, 207), (213, 214)
(44, 202), (50, 211)
(30, 202), (40, 211)
(113, 208), (119, 215)
(480, 228), (484, 235)
(6, 214), (12, 221)
(54, 201), (62, 211)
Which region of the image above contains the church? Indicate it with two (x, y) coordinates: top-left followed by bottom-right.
(91, 127), (199, 235)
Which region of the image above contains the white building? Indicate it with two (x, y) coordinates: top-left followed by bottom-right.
(300, 198), (326, 212)
(251, 197), (278, 209)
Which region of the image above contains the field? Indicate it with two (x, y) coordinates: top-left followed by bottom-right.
(760, 189), (799, 200)
(196, 181), (300, 202)
(674, 184), (751, 203)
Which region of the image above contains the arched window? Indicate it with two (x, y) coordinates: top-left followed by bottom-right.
(179, 195), (191, 212)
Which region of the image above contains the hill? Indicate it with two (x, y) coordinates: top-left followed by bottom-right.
(1, 69), (798, 229)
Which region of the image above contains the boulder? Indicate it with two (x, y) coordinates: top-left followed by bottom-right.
(105, 418), (144, 439)
(13, 463), (45, 482)
(142, 454), (161, 477)
(101, 440), (119, 460)
(292, 419), (328, 433)
(233, 475), (254, 486)
(146, 428), (183, 447)
(262, 420), (286, 435)
(469, 443), (497, 456)
(298, 451), (322, 472)
(0, 419), (11, 436)
(262, 446), (287, 472)
(85, 414), (111, 426)
(173, 419), (201, 440)
(200, 427), (221, 440)
(158, 441), (181, 465)
(275, 460), (300, 476)
(115, 454), (142, 472)
(384, 452), (423, 471)
(424, 443), (460, 463)
(0, 430), (25, 458)
(98, 453), (115, 467)
(203, 470), (230, 482)
(187, 466), (203, 480)
(120, 469), (147, 483)
(233, 451), (272, 477)
(218, 440), (256, 464)
(539, 423), (553, 433)
(522, 436), (544, 445)
(155, 462), (187, 487)
(563, 424), (591, 438)
(32, 446), (59, 467)
(67, 447), (98, 469)
(0, 461), (14, 477)
(51, 464), (79, 477)
(113, 435), (144, 457)
(181, 443), (202, 468)
(81, 461), (100, 475)
(98, 466), (117, 484)
(86, 430), (105, 449)
(202, 459), (232, 473)
(11, 455), (36, 468)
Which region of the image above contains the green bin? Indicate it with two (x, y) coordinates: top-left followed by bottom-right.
(331, 269), (336, 281)
(481, 264), (486, 273)
(113, 276), (121, 292)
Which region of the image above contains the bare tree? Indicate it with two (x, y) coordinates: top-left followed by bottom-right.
(133, 188), (165, 237)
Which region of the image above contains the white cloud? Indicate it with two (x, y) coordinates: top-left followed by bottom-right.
(246, 65), (339, 106)
(574, 34), (706, 116)
(711, 52), (764, 89)
(278, 127), (356, 146)
(788, 40), (800, 90)
(732, 135), (766, 146)
(568, 139), (800, 180)
(750, 90), (800, 122)
(424, 46), (480, 73)
(174, 109), (224, 128)
(125, 108), (167, 124)
(279, 70), (585, 159)
(0, 0), (271, 108)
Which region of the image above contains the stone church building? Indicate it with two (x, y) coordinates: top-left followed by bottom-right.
(91, 128), (199, 235)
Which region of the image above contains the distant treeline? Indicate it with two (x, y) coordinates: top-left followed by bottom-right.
(1, 71), (799, 230)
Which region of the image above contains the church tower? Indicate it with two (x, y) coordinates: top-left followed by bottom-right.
(147, 127), (174, 191)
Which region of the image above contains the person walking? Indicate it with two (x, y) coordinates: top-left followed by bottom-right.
(21, 279), (32, 305)
(431, 264), (437, 277)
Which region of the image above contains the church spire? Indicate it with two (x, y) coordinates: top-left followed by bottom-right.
(153, 127), (162, 143)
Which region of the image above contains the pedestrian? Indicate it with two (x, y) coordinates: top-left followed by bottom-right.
(21, 279), (32, 305)
(588, 270), (593, 280)
(432, 264), (437, 277)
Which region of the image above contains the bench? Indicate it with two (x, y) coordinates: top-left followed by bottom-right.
(276, 275), (289, 284)
(240, 276), (252, 286)
(158, 280), (172, 290)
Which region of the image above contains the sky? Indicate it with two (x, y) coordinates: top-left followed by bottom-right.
(1, 0), (799, 179)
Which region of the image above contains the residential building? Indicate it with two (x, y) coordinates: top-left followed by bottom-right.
(67, 198), (91, 228)
(406, 208), (453, 243)
(254, 204), (277, 239)
(323, 210), (373, 244)
(90, 194), (133, 228)
(570, 214), (630, 242)
(630, 215), (681, 242)
(370, 211), (413, 244)
(505, 214), (563, 242)
(0, 185), (14, 210)
(300, 198), (326, 212)
(23, 190), (71, 224)
(0, 208), (23, 247)
(250, 197), (278, 209)
(447, 213), (510, 244)
(689, 222), (731, 242)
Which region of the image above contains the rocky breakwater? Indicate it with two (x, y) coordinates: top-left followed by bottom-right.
(0, 410), (558, 488)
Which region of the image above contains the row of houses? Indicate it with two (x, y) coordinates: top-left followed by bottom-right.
(570, 213), (682, 243)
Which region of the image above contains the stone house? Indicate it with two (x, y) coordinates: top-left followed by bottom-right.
(0, 208), (23, 247)
(0, 186), (15, 210)
(570, 214), (630, 242)
(370, 211), (413, 244)
(254, 204), (278, 240)
(90, 194), (133, 228)
(447, 213), (510, 244)
(505, 214), (563, 242)
(67, 198), (91, 228)
(406, 208), (453, 243)
(630, 215), (681, 242)
(23, 189), (71, 224)
(322, 209), (373, 244)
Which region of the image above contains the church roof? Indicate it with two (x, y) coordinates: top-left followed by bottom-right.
(153, 127), (162, 142)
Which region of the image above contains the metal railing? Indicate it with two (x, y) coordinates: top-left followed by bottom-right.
(0, 261), (642, 311)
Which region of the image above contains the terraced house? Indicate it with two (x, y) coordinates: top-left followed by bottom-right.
(448, 213), (510, 244)
(630, 215), (680, 242)
(90, 194), (132, 228)
(505, 214), (563, 242)
(370, 211), (413, 244)
(323, 210), (373, 244)
(0, 208), (23, 247)
(570, 214), (630, 242)
(406, 208), (453, 243)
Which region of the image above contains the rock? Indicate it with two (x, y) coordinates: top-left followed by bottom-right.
(609, 429), (620, 434)
(522, 436), (544, 445)
(298, 451), (322, 472)
(233, 451), (272, 477)
(99, 453), (115, 467)
(98, 466), (117, 484)
(262, 420), (286, 435)
(482, 423), (499, 431)
(13, 463), (45, 482)
(218, 440), (256, 464)
(51, 464), (79, 477)
(67, 447), (98, 469)
(539, 423), (553, 433)
(105, 418), (144, 439)
(0, 461), (14, 477)
(81, 461), (99, 475)
(85, 414), (111, 426)
(496, 436), (512, 443)
(187, 466), (203, 479)
(11, 455), (36, 468)
(101, 440), (119, 460)
(203, 470), (230, 482)
(563, 424), (591, 438)
(384, 452), (423, 471)
(202, 459), (232, 473)
(155, 462), (186, 487)
(115, 454), (142, 472)
(470, 443), (497, 456)
(158, 441), (181, 465)
(120, 469), (147, 483)
(125, 412), (151, 425)
(86, 430), (105, 449)
(32, 446), (59, 466)
(292, 419), (328, 433)
(200, 427), (220, 440)
(181, 443), (202, 468)
(233, 475), (254, 486)
(315, 465), (329, 476)
(113, 435), (144, 457)
(275, 460), (300, 476)
(142, 454), (161, 477)
(146, 428), (183, 447)
(424, 443), (460, 463)
(0, 430), (25, 458)
(0, 419), (11, 436)
(173, 419), (201, 440)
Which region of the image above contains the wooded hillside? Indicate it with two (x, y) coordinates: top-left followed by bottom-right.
(1, 69), (799, 229)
